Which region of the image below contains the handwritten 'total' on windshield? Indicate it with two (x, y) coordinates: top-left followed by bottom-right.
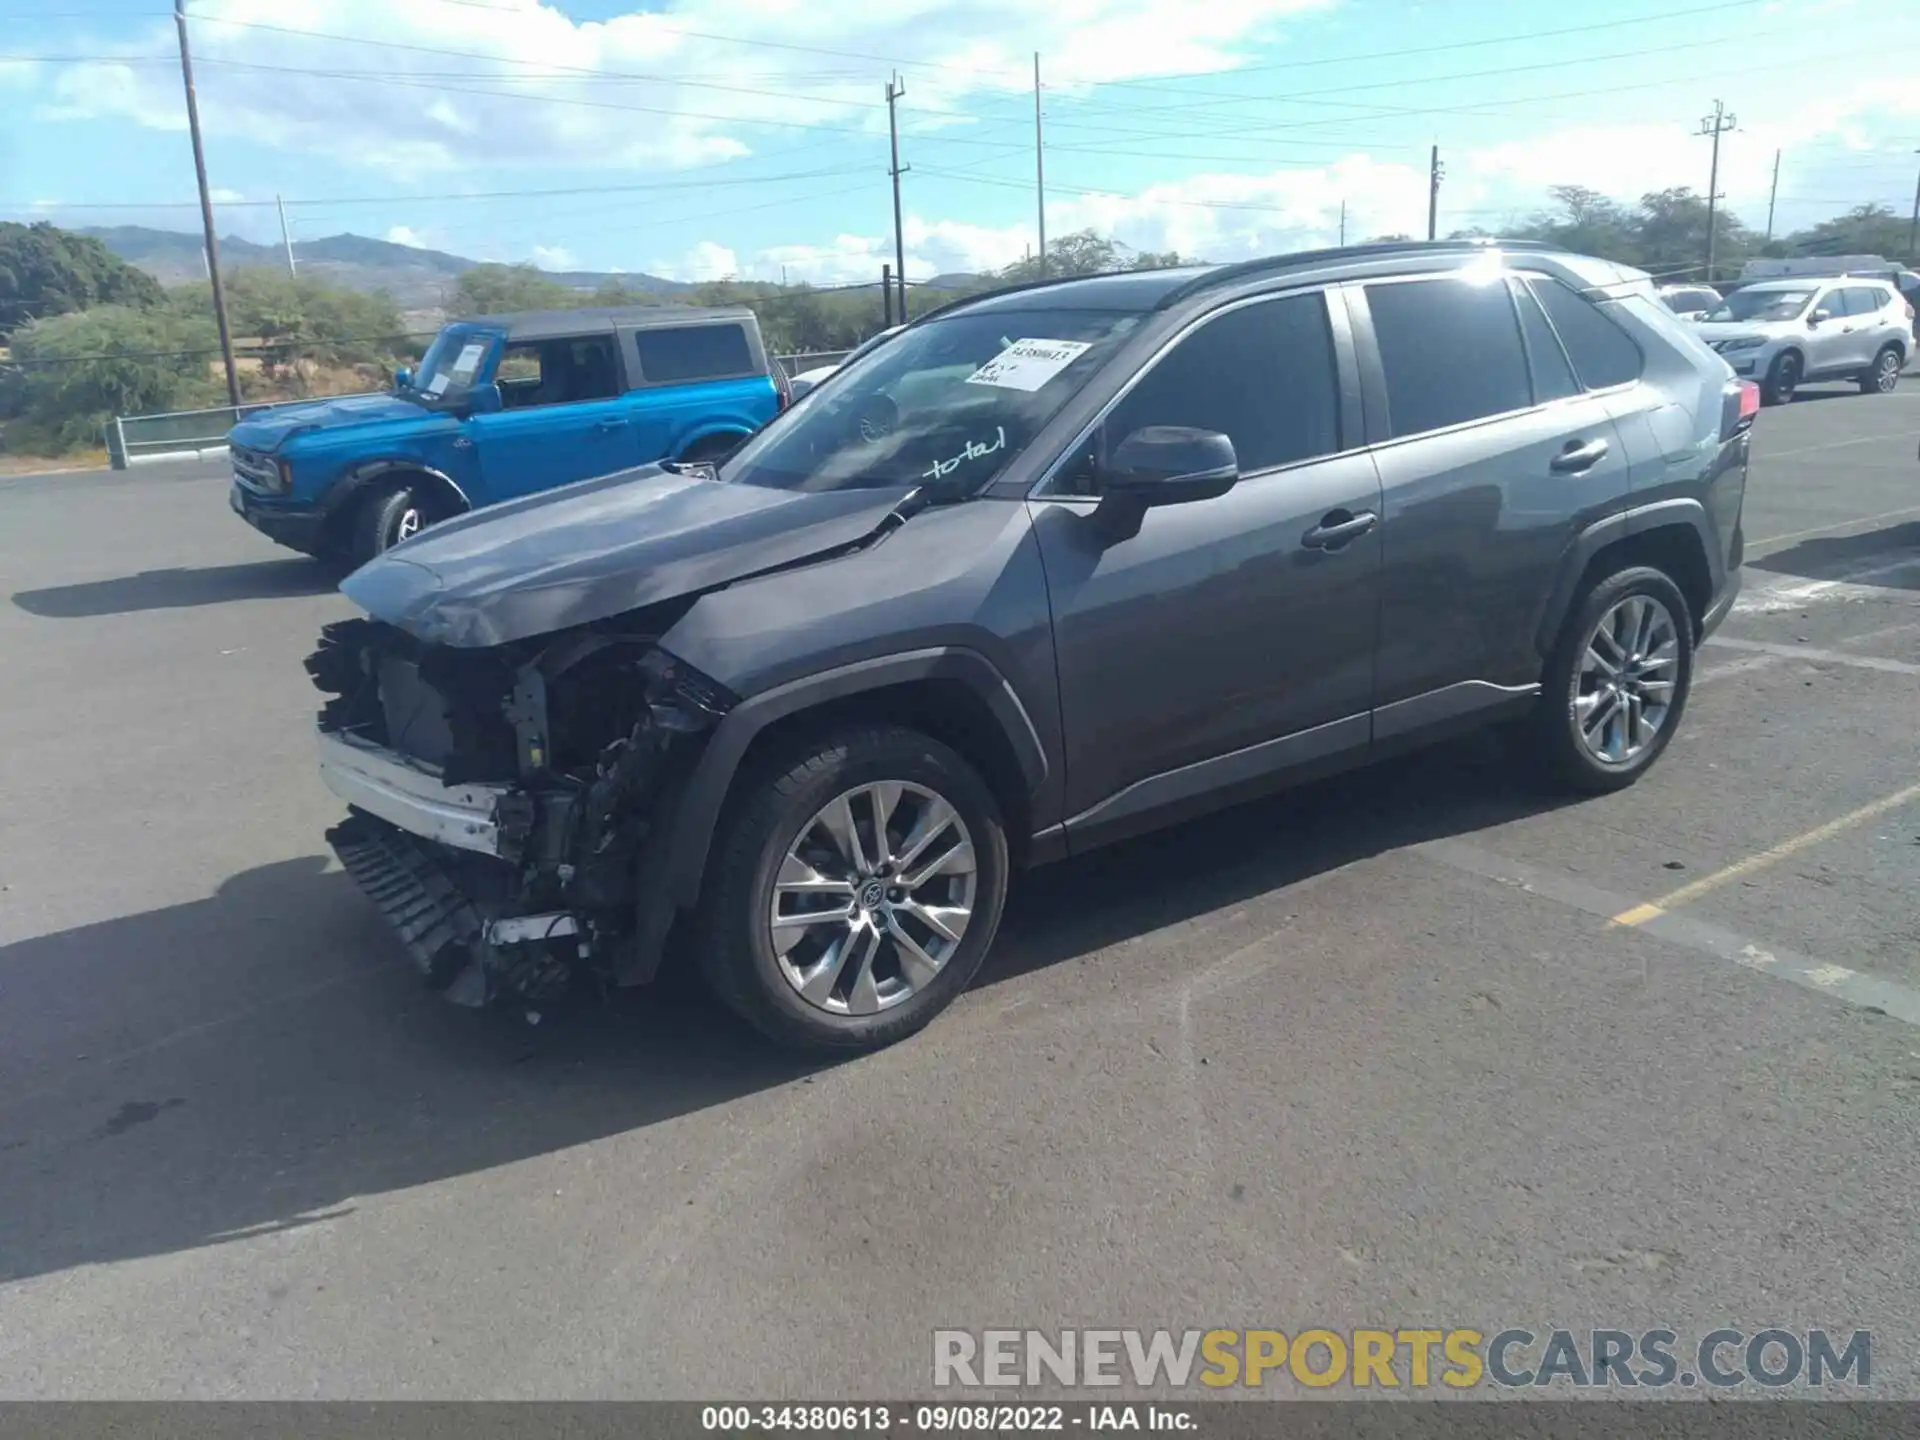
(965, 338), (1093, 392)
(923, 426), (1007, 483)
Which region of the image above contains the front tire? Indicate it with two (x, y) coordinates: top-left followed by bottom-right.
(348, 484), (432, 568)
(1761, 350), (1799, 406)
(696, 725), (1010, 1053)
(1859, 344), (1903, 395)
(1533, 565), (1695, 795)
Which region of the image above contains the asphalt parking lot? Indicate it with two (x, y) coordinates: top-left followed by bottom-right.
(1, 384), (1917, 1400)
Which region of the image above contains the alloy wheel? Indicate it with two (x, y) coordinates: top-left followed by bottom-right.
(1876, 351), (1902, 392)
(1573, 594), (1681, 767)
(767, 781), (977, 1015)
(394, 506), (424, 543)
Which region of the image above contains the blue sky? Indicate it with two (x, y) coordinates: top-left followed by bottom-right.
(1, 0), (1916, 284)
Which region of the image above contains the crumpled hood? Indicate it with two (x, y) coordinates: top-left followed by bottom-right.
(230, 393), (427, 451)
(340, 463), (917, 648)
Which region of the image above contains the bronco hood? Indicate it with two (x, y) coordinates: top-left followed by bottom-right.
(340, 463), (918, 648)
(231, 392), (428, 451)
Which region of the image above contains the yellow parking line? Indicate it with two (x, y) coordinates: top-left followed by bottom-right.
(1611, 777), (1920, 927)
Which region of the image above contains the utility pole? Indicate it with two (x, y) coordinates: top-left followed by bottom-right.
(886, 74), (909, 321)
(175, 0), (240, 408)
(1339, 200), (1347, 246)
(882, 263), (894, 327)
(1427, 145), (1443, 241)
(277, 194), (297, 276)
(1909, 150), (1919, 263)
(1697, 100), (1736, 284)
(1034, 52), (1047, 278)
(1764, 149), (1780, 242)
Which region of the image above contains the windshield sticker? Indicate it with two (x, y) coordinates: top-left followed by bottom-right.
(923, 425), (1006, 483)
(426, 373), (451, 396)
(964, 338), (1092, 392)
(450, 342), (487, 381)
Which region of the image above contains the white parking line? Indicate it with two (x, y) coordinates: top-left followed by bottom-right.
(1705, 637), (1920, 676)
(1415, 840), (1920, 1028)
(1747, 503), (1920, 553)
(1733, 554), (1920, 614)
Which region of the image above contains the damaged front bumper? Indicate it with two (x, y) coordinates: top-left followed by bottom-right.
(308, 615), (730, 1010)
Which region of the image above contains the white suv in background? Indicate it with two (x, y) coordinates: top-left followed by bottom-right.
(1697, 277), (1914, 405)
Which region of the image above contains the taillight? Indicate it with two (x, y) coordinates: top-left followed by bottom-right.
(774, 366), (792, 412)
(1721, 379), (1759, 441)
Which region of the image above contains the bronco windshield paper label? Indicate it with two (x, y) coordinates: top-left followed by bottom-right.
(451, 343), (487, 380)
(965, 338), (1092, 392)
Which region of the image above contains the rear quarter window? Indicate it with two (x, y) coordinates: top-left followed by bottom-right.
(1527, 276), (1643, 390)
(635, 323), (756, 384)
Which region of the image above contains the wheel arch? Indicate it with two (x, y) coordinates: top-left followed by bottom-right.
(1535, 501), (1720, 657)
(324, 460), (471, 543)
(667, 649), (1048, 912)
(676, 425), (753, 462)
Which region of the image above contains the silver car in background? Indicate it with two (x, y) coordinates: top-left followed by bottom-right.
(1694, 277), (1913, 405)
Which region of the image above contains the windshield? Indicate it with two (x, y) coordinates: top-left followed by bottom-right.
(409, 324), (501, 403)
(722, 308), (1144, 494)
(1705, 289), (1816, 323)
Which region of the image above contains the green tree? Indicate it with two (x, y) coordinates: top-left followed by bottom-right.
(1, 304), (219, 453)
(1511, 185), (1641, 264)
(168, 268), (407, 370)
(448, 262), (578, 316)
(1783, 203), (1914, 261)
(997, 230), (1186, 284)
(1633, 187), (1754, 282)
(0, 221), (164, 336)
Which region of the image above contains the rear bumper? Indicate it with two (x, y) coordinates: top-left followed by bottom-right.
(231, 481), (328, 555)
(317, 728), (509, 855)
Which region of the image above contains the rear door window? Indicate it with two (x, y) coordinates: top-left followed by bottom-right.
(1364, 277), (1532, 437)
(635, 323), (755, 384)
(1838, 286), (1887, 317)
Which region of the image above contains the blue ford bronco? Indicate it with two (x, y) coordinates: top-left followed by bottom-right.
(228, 304), (786, 566)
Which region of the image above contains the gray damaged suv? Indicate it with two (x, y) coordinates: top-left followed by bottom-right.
(308, 240), (1754, 1053)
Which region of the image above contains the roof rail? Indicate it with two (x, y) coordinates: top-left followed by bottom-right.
(1151, 237), (1564, 310)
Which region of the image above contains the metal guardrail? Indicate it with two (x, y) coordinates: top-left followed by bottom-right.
(107, 356), (856, 469)
(106, 394), (384, 470)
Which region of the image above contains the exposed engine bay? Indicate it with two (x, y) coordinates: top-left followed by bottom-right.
(306, 610), (734, 1009)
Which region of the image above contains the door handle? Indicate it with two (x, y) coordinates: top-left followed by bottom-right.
(595, 418), (630, 432)
(1549, 437), (1609, 474)
(1302, 509), (1379, 551)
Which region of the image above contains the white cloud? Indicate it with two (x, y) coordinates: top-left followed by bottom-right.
(385, 225), (428, 247)
(210, 187), (245, 203)
(529, 243), (580, 270)
(29, 0), (1334, 177)
(661, 239), (740, 281)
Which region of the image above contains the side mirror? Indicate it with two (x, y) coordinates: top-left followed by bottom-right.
(393, 366), (413, 392)
(464, 382), (503, 415)
(1099, 426), (1239, 506)
(1809, 309), (1832, 327)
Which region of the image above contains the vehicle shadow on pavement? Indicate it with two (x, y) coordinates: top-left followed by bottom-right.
(982, 726), (1579, 991)
(1745, 520), (1920, 592)
(0, 857), (822, 1287)
(0, 730), (1570, 1287)
(11, 559), (339, 619)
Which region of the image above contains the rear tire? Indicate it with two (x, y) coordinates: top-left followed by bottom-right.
(1859, 344), (1903, 395)
(1760, 351), (1799, 406)
(1533, 565), (1695, 796)
(695, 724), (1009, 1054)
(348, 483), (433, 568)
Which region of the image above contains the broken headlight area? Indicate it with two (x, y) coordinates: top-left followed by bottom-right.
(307, 614), (732, 1009)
